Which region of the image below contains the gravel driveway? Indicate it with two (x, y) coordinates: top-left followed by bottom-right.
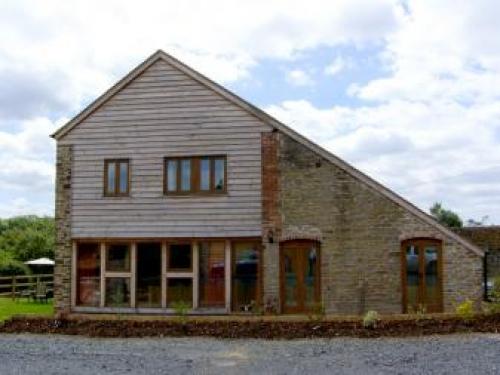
(0, 333), (499, 374)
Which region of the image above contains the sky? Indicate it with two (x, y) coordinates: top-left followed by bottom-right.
(0, 0), (499, 224)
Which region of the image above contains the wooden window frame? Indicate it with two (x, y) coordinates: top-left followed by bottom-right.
(401, 238), (443, 314)
(279, 240), (321, 314)
(104, 159), (130, 197)
(164, 155), (227, 195)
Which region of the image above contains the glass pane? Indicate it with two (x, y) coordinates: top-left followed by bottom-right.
(199, 242), (225, 307)
(214, 158), (225, 192)
(136, 243), (162, 308)
(167, 278), (192, 308)
(106, 162), (116, 194)
(167, 160), (177, 192)
(200, 158), (210, 191)
(76, 243), (100, 307)
(168, 244), (192, 270)
(106, 244), (130, 272)
(105, 277), (130, 307)
(425, 246), (439, 310)
(304, 245), (318, 307)
(284, 247), (298, 307)
(406, 245), (419, 312)
(119, 162), (128, 193)
(181, 159), (191, 191)
(232, 242), (259, 312)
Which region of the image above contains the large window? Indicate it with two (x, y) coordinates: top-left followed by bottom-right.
(166, 243), (194, 307)
(164, 156), (226, 195)
(199, 241), (225, 307)
(76, 243), (101, 307)
(104, 159), (129, 196)
(104, 243), (132, 307)
(136, 242), (162, 308)
(232, 242), (260, 312)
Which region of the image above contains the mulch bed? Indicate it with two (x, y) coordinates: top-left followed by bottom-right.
(1, 314), (500, 338)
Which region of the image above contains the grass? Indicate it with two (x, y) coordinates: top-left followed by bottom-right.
(0, 297), (53, 322)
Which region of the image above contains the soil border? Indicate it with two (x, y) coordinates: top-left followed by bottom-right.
(1, 313), (500, 339)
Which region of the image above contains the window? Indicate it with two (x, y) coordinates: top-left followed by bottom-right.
(106, 244), (130, 272)
(164, 156), (226, 194)
(76, 243), (101, 307)
(168, 244), (192, 271)
(104, 242), (132, 308)
(104, 159), (129, 196)
(232, 241), (260, 312)
(105, 278), (130, 307)
(167, 278), (193, 308)
(136, 242), (162, 308)
(199, 241), (225, 307)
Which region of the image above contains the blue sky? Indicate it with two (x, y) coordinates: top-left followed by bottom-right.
(0, 0), (500, 224)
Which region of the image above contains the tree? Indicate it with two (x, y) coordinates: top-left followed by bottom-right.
(0, 216), (55, 262)
(430, 202), (463, 228)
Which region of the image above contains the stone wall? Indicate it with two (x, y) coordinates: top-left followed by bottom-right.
(54, 144), (72, 316)
(455, 227), (500, 280)
(276, 133), (483, 314)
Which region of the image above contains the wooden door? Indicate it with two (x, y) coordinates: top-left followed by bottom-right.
(402, 239), (443, 313)
(280, 240), (320, 313)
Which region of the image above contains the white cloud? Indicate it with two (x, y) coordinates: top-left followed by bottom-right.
(286, 69), (314, 87)
(0, 0), (401, 217)
(324, 56), (349, 76)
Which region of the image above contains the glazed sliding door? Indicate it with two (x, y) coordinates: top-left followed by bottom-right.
(280, 240), (320, 313)
(402, 239), (443, 313)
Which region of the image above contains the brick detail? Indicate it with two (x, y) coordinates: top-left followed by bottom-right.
(261, 131), (281, 308)
(54, 144), (72, 317)
(279, 134), (482, 314)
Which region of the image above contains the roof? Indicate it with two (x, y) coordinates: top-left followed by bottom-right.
(51, 50), (484, 257)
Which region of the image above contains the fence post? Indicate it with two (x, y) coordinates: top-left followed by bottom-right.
(12, 276), (16, 300)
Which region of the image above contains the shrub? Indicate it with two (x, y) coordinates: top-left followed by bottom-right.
(171, 301), (190, 324)
(456, 299), (474, 321)
(362, 310), (379, 329)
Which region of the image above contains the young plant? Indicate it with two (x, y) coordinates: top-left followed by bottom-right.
(171, 300), (190, 324)
(456, 299), (474, 321)
(308, 302), (326, 322)
(362, 310), (379, 329)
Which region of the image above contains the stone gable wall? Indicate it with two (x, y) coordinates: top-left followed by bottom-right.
(275, 133), (482, 314)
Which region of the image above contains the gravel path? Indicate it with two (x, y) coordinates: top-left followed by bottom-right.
(0, 333), (499, 374)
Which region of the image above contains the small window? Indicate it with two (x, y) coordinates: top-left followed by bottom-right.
(164, 156), (226, 194)
(104, 159), (129, 196)
(106, 244), (131, 272)
(167, 278), (193, 308)
(168, 243), (192, 271)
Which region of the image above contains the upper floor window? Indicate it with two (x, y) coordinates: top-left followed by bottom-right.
(164, 156), (226, 195)
(104, 159), (129, 196)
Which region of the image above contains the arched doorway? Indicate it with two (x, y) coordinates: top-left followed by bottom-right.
(280, 240), (320, 313)
(402, 238), (443, 313)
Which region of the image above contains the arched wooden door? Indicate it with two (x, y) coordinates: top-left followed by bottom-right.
(401, 238), (443, 313)
(280, 240), (321, 313)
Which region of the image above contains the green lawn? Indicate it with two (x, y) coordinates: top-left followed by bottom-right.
(0, 298), (53, 322)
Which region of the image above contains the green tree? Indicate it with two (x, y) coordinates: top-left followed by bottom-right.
(0, 216), (55, 261)
(430, 202), (463, 228)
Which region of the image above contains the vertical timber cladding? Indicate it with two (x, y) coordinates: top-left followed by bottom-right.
(261, 131), (281, 309)
(54, 144), (72, 316)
